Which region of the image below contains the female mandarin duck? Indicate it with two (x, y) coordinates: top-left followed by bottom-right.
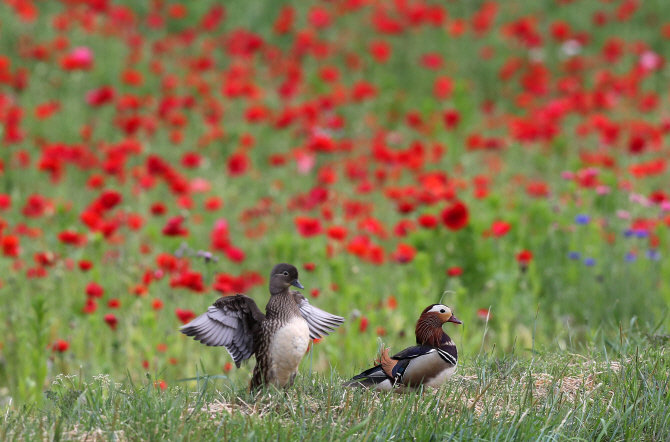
(181, 263), (344, 390)
(343, 304), (462, 393)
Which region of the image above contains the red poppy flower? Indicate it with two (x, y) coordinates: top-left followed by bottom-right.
(490, 220), (511, 237)
(443, 109), (461, 129)
(387, 295), (398, 310)
(433, 76), (453, 100)
(516, 250), (534, 272)
(391, 243), (416, 264)
(156, 253), (180, 273)
(86, 86), (115, 106)
(170, 271), (205, 292)
(327, 225), (347, 241)
(126, 213), (144, 230)
(318, 66), (339, 83)
(308, 6), (331, 29)
(87, 175), (105, 189)
(516, 249), (533, 264)
(104, 313), (118, 331)
(108, 299), (121, 308)
(477, 308), (491, 320)
(175, 308), (196, 324)
(225, 246), (245, 263)
(204, 196), (223, 211)
(85, 282), (104, 298)
(22, 194), (50, 218)
(526, 181), (549, 198)
(369, 40), (391, 63)
(35, 101), (61, 119)
(82, 299), (97, 314)
(447, 266), (463, 277)
(167, 3), (187, 19)
(351, 80), (377, 101)
(421, 52), (443, 69)
(2, 235), (20, 257)
(0, 194), (10, 210)
(418, 214), (438, 229)
(78, 260), (93, 271)
(150, 202), (167, 216)
(121, 69), (144, 86)
(227, 152), (249, 176)
(130, 284), (148, 296)
(295, 216), (322, 237)
(441, 201), (469, 231)
(51, 339), (70, 353)
(181, 152), (201, 168)
(162, 216), (188, 236)
(359, 316), (369, 332)
(26, 267), (48, 279)
(152, 299), (164, 311)
(213, 273), (245, 294)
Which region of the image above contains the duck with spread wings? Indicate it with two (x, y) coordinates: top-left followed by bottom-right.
(180, 263), (344, 390)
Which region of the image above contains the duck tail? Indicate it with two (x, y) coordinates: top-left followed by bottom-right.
(342, 365), (392, 389)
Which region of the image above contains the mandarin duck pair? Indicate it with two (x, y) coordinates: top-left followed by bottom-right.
(180, 263), (462, 393)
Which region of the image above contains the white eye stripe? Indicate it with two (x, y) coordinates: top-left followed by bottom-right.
(428, 304), (451, 314)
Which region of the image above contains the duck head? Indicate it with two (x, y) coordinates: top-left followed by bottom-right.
(415, 304), (462, 346)
(269, 263), (304, 295)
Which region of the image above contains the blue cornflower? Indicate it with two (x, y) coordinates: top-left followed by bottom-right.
(624, 252), (636, 263)
(623, 229), (634, 238)
(575, 214), (590, 225)
(646, 250), (661, 261)
(584, 257), (596, 266)
(635, 230), (648, 239)
(568, 251), (581, 260)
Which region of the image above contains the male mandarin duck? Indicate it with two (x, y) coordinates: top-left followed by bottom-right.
(180, 263), (345, 390)
(343, 304), (462, 393)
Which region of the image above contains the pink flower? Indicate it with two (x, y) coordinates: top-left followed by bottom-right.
(71, 47), (93, 63)
(190, 178), (211, 193)
(639, 51), (662, 71)
(62, 47), (94, 70)
(296, 152), (316, 174)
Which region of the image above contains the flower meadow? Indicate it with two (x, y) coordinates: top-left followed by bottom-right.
(1, 0), (670, 406)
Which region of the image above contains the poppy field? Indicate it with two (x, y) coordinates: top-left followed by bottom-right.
(1, 0), (670, 412)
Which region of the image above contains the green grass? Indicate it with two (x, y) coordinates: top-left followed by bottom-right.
(3, 330), (670, 441)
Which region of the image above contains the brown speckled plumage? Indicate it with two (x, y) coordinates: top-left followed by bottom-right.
(249, 289), (304, 390)
(181, 263), (345, 392)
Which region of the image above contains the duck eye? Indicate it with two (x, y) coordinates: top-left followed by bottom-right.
(283, 271), (289, 276)
(440, 309), (446, 313)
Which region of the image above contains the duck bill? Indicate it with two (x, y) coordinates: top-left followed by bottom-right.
(290, 279), (305, 289)
(447, 315), (463, 325)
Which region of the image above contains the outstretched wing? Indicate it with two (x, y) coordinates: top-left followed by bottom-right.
(292, 291), (345, 340)
(180, 294), (266, 368)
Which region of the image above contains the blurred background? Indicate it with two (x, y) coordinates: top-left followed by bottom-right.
(0, 0), (668, 404)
